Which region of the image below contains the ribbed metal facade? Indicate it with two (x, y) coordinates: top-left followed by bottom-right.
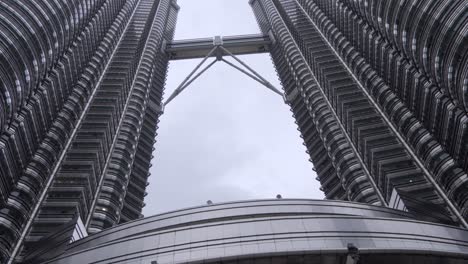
(1, 0), (467, 262)
(0, 0), (178, 262)
(251, 0), (468, 226)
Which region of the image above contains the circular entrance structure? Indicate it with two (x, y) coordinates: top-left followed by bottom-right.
(40, 199), (468, 264)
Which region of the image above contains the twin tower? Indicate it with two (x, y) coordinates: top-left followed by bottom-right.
(0, 0), (467, 262)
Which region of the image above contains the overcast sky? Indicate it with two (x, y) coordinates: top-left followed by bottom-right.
(143, 0), (323, 215)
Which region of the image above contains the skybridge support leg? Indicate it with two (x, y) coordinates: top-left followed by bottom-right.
(162, 39), (285, 110)
(221, 58), (283, 97)
(219, 46), (284, 97)
(163, 47), (218, 108)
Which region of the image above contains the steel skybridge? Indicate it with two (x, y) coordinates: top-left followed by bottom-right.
(162, 34), (284, 109)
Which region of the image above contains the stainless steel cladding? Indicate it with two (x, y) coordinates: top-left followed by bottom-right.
(1, 0), (467, 262)
(250, 0), (468, 227)
(0, 0), (179, 262)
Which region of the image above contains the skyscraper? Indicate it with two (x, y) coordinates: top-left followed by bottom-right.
(0, 0), (179, 262)
(251, 0), (468, 226)
(0, 0), (467, 263)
